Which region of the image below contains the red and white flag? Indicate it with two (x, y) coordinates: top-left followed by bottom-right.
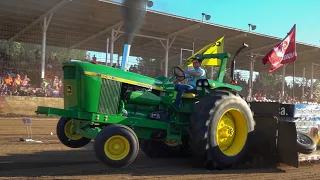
(262, 24), (297, 72)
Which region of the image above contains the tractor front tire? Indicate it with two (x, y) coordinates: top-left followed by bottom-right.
(56, 117), (91, 148)
(189, 90), (255, 170)
(94, 124), (139, 168)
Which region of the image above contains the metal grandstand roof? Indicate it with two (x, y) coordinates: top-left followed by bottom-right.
(0, 0), (319, 78)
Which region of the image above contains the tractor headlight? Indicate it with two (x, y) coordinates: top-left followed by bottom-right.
(197, 81), (202, 86)
(203, 81), (209, 86)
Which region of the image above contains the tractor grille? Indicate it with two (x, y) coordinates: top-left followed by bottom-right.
(98, 79), (122, 114)
(63, 66), (76, 79)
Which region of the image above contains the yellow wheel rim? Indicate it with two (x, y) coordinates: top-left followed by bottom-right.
(64, 120), (83, 140)
(216, 108), (248, 157)
(104, 135), (130, 161)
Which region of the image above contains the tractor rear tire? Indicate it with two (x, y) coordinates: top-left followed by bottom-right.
(56, 117), (91, 148)
(140, 139), (189, 158)
(94, 124), (139, 168)
(189, 90), (255, 170)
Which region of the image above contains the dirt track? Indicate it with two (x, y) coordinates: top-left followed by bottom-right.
(1, 118), (320, 180)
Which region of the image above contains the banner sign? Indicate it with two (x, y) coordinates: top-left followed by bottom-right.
(293, 104), (320, 118)
(279, 103), (320, 119)
(280, 103), (320, 146)
(279, 103), (295, 117)
(181, 36), (225, 68)
(22, 117), (32, 126)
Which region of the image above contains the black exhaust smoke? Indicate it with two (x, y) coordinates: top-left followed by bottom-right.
(120, 0), (147, 70)
(121, 0), (147, 45)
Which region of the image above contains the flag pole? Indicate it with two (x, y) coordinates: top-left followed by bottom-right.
(292, 61), (295, 103)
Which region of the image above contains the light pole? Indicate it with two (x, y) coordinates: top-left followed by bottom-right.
(248, 23), (257, 33)
(247, 23), (256, 101)
(201, 13), (211, 26)
(147, 0), (153, 7)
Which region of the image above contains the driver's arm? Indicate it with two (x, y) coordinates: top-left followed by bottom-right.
(173, 79), (179, 84)
(185, 70), (202, 77)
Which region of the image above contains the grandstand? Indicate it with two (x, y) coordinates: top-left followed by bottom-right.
(1, 0), (320, 101)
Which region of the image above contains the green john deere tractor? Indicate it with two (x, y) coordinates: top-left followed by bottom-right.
(36, 43), (299, 169)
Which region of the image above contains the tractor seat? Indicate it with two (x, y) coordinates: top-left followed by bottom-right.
(182, 93), (196, 98)
(182, 88), (197, 99)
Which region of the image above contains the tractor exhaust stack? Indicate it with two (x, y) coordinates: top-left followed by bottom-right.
(121, 44), (131, 70)
(230, 42), (248, 83)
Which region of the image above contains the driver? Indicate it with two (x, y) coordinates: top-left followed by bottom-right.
(173, 58), (206, 108)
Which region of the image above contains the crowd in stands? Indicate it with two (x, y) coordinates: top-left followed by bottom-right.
(128, 65), (163, 77)
(251, 92), (319, 104)
(41, 76), (64, 97)
(0, 71), (63, 98)
(1, 58), (318, 105)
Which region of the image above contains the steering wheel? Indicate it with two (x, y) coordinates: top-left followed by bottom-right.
(172, 66), (185, 81)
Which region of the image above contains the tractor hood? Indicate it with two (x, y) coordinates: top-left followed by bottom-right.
(62, 61), (165, 91)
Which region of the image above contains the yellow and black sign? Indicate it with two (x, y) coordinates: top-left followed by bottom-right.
(182, 36), (225, 68)
(67, 85), (72, 95)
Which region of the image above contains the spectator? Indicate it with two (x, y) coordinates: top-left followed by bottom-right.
(53, 76), (59, 88)
(59, 80), (63, 96)
(4, 74), (13, 86)
(44, 84), (54, 97)
(41, 78), (50, 89)
(14, 74), (21, 86)
(9, 84), (19, 96)
(0, 75), (3, 85)
(8, 70), (15, 79)
(21, 75), (30, 87)
(52, 86), (60, 97)
(0, 84), (8, 96)
(92, 55), (97, 62)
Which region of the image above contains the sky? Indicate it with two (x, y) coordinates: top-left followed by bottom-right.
(149, 0), (320, 46)
(91, 0), (320, 83)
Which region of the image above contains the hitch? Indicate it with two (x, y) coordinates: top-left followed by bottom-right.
(247, 101), (299, 168)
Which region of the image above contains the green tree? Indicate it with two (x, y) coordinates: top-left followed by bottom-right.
(0, 40), (23, 59)
(313, 80), (320, 102)
(46, 46), (87, 61)
(261, 73), (282, 87)
(253, 73), (283, 95)
(136, 56), (159, 75)
(0, 40), (87, 63)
